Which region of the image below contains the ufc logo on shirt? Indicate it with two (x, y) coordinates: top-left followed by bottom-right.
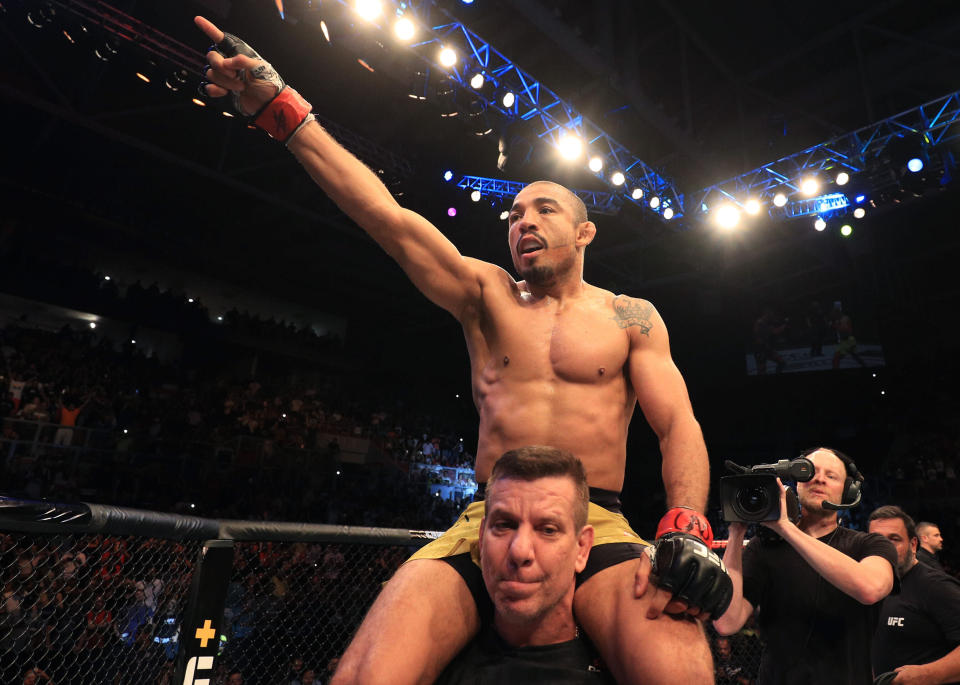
(887, 616), (905, 627)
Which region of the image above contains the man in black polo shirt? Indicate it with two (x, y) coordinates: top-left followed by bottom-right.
(870, 505), (960, 684)
(917, 521), (946, 572)
(713, 447), (897, 685)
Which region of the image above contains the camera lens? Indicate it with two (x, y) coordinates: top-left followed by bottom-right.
(736, 486), (769, 516)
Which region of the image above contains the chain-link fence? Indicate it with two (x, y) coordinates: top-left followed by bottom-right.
(1, 515), (764, 684)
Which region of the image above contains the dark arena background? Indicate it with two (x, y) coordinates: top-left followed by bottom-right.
(2, 0), (960, 682)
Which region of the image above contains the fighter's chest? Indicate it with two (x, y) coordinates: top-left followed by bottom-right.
(485, 300), (629, 381)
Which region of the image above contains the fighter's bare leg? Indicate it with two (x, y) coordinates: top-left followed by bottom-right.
(574, 557), (714, 685)
(331, 558), (479, 685)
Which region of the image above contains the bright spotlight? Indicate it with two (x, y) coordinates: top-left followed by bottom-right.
(588, 156), (603, 172)
(104, 275), (111, 281)
(89, 322), (97, 329)
(130, 339), (136, 345)
(744, 199), (761, 215)
(558, 134), (583, 161)
(840, 224), (853, 237)
(394, 17), (415, 41)
(631, 188), (643, 200)
(611, 171), (625, 186)
(469, 72), (484, 89)
(853, 207), (865, 219)
(907, 157), (924, 173)
(470, 190), (481, 202)
(320, 20), (330, 42)
(663, 207), (674, 220)
(135, 72), (150, 83)
(501, 91), (515, 108)
(836, 171), (849, 186)
(443, 170), (454, 182)
(814, 218), (826, 231)
(773, 192), (788, 207)
(499, 210), (509, 220)
(716, 204), (741, 229)
(447, 207), (457, 217)
(649, 196), (661, 209)
(355, 0), (382, 21)
(800, 177), (819, 196)
(439, 46), (457, 67)
(854, 194), (866, 204)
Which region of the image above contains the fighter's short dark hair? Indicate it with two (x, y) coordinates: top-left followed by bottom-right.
(487, 445), (589, 529)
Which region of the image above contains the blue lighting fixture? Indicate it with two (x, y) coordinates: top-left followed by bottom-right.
(854, 194), (866, 204)
(456, 175), (620, 215)
(443, 170), (454, 182)
(907, 158), (924, 173)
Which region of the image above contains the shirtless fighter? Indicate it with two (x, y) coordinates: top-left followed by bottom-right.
(195, 17), (731, 684)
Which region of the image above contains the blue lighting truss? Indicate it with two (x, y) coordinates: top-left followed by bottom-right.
(456, 176), (620, 215)
(328, 0), (681, 216)
(689, 89), (960, 222)
(776, 192), (850, 219)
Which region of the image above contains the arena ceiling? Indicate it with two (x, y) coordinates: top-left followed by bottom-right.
(4, 0), (960, 325)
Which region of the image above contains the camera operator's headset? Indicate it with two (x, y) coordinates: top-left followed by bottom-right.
(796, 446), (864, 511)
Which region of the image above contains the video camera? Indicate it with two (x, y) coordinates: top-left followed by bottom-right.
(719, 458), (813, 523)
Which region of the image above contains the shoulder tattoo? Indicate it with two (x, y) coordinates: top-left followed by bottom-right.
(611, 295), (655, 335)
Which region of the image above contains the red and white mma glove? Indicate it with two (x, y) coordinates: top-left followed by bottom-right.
(651, 507), (732, 617)
(208, 32), (313, 144)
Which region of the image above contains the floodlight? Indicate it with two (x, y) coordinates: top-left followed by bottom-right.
(448, 207), (457, 217)
(649, 196), (661, 209)
(558, 134), (583, 161)
(588, 156), (603, 172)
(470, 190), (481, 202)
(500, 210), (509, 220)
(836, 172), (849, 186)
(840, 224), (853, 237)
(716, 204), (740, 229)
(631, 188), (643, 200)
(907, 158), (924, 173)
(663, 207), (674, 220)
(853, 207), (865, 219)
(439, 47), (457, 67)
(773, 192), (787, 207)
(501, 91), (516, 108)
(744, 199), (761, 215)
(355, 0), (382, 21)
(470, 72), (484, 89)
(394, 17), (415, 41)
(800, 177), (819, 196)
(611, 171), (625, 186)
(443, 170), (454, 182)
(814, 218), (826, 231)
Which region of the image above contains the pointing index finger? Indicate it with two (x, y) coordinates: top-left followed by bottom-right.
(194, 16), (224, 45)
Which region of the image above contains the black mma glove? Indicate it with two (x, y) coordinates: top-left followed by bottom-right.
(650, 534), (733, 617)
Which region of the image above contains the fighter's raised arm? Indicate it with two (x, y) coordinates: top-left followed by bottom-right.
(194, 16), (483, 320)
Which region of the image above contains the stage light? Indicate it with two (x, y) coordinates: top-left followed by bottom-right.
(800, 177), (819, 196)
(500, 210), (509, 220)
(62, 29), (76, 44)
(448, 207), (457, 217)
(854, 194), (866, 203)
(907, 157), (924, 173)
(611, 171), (625, 186)
(663, 207), (674, 220)
(355, 0), (382, 22)
(588, 156), (603, 172)
(470, 72), (484, 89)
(188, 298), (194, 303)
(135, 72), (150, 83)
(130, 339), (136, 345)
(840, 224), (853, 237)
(853, 207), (865, 218)
(192, 98), (206, 107)
(470, 190), (481, 202)
(394, 17), (415, 41)
(836, 171), (850, 186)
(468, 99), (493, 136)
(631, 188), (643, 200)
(558, 134), (583, 160)
(89, 322), (97, 329)
(773, 192), (788, 207)
(217, 315), (223, 321)
(439, 47), (457, 67)
(649, 196), (661, 209)
(501, 91), (515, 108)
(222, 111), (233, 118)
(165, 69), (188, 91)
(814, 217), (826, 231)
(320, 20), (330, 42)
(104, 275), (111, 281)
(716, 204), (741, 229)
(443, 170), (454, 182)
(744, 198), (761, 215)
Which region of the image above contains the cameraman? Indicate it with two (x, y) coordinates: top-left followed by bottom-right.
(713, 447), (897, 684)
